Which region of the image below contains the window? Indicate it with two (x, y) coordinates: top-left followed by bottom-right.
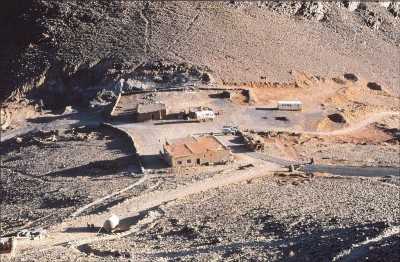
(177, 160), (182, 165)
(187, 159), (192, 164)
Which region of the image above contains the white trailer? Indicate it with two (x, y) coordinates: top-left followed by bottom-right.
(277, 101), (302, 111)
(194, 110), (215, 121)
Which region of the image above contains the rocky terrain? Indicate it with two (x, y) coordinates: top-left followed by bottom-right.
(0, 1), (399, 261)
(1, 1), (399, 109)
(90, 174), (399, 261)
(9, 172), (400, 261)
(1, 126), (141, 236)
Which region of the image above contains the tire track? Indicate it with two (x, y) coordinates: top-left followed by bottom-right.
(139, 2), (151, 56)
(264, 111), (399, 136)
(332, 225), (400, 261)
(15, 163), (276, 257)
(69, 173), (149, 219)
(165, 7), (203, 53)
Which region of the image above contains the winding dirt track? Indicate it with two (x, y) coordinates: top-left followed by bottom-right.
(264, 111), (399, 136)
(14, 162), (280, 258)
(69, 174), (150, 219)
(333, 226), (400, 262)
(4, 111), (399, 260)
(313, 111), (399, 136)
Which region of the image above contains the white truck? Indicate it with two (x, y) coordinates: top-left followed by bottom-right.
(194, 110), (215, 121)
(222, 125), (238, 135)
(277, 101), (302, 111)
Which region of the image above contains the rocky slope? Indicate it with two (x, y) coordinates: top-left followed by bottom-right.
(1, 1), (399, 109)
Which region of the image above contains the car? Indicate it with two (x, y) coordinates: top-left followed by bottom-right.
(222, 125), (238, 135)
(178, 109), (186, 119)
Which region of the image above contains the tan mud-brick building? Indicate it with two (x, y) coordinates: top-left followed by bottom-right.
(163, 136), (231, 167)
(137, 103), (167, 122)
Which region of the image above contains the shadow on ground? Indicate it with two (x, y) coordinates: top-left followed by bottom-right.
(64, 227), (98, 233)
(141, 154), (169, 169)
(44, 156), (139, 178)
(154, 120), (199, 125)
(255, 107), (277, 111)
(140, 221), (396, 261)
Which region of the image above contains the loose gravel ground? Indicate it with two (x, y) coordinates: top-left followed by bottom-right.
(78, 174), (400, 261)
(1, 126), (141, 236)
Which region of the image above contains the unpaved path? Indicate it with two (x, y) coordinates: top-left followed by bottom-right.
(265, 111), (399, 136)
(317, 111), (399, 136)
(14, 162), (280, 257)
(69, 174), (149, 218)
(333, 225), (400, 262)
(4, 109), (398, 259)
(108, 163), (278, 224)
(247, 151), (399, 177)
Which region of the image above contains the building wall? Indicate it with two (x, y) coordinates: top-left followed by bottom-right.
(137, 109), (167, 122)
(167, 150), (231, 167)
(160, 109), (167, 119)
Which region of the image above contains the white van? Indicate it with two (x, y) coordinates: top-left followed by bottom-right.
(277, 101), (302, 111)
(222, 125), (238, 135)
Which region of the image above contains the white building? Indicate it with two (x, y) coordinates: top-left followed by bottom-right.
(277, 101), (302, 111)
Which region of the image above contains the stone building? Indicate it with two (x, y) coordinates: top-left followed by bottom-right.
(162, 136), (231, 167)
(136, 103), (167, 122)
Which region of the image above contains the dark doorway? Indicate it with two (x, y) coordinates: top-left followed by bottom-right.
(197, 158), (201, 165)
(151, 113), (155, 120)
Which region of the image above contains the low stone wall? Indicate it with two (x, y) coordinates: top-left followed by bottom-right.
(120, 86), (247, 95)
(109, 93), (121, 116)
(99, 123), (145, 173)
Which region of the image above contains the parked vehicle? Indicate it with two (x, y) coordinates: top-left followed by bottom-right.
(193, 110), (215, 121)
(178, 109), (186, 119)
(277, 101), (302, 111)
(222, 125), (238, 135)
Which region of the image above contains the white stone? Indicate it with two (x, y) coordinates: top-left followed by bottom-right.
(348, 2), (360, 12)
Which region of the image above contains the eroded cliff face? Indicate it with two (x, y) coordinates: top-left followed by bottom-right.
(1, 1), (399, 109)
(26, 59), (213, 109)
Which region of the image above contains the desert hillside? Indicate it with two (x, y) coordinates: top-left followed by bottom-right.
(1, 2), (399, 261)
(1, 1), (399, 108)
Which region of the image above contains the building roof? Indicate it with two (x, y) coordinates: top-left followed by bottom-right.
(166, 136), (197, 146)
(137, 102), (166, 113)
(278, 101), (302, 104)
(164, 136), (227, 158)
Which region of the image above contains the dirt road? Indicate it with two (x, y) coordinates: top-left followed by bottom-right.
(3, 109), (398, 260)
(13, 162), (280, 258)
(247, 148), (399, 178)
(262, 111), (399, 136)
(315, 111), (399, 136)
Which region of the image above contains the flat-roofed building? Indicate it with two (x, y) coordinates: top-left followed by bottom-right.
(137, 103), (167, 122)
(162, 136), (231, 167)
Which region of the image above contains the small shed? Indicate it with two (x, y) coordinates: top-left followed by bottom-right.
(137, 103), (167, 122)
